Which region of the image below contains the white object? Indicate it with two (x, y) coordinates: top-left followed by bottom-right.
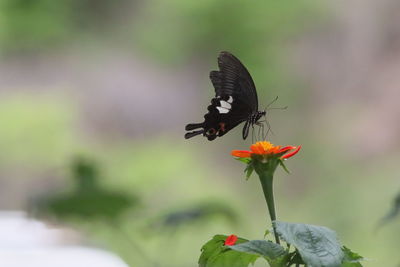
(0, 211), (128, 267)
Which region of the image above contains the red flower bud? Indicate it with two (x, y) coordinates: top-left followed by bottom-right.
(224, 234), (238, 246)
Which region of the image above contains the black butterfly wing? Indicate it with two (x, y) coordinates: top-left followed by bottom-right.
(185, 51), (258, 140)
(210, 51), (258, 112)
(185, 99), (248, 140)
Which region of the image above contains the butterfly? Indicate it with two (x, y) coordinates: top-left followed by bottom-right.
(185, 51), (266, 141)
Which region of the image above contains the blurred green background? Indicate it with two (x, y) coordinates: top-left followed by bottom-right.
(1, 0), (400, 266)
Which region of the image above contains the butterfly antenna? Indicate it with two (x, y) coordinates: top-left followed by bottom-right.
(267, 106), (288, 110)
(264, 96), (288, 111)
(266, 96), (279, 109)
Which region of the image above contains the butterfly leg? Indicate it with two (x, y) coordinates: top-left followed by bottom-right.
(261, 122), (265, 141)
(253, 121), (265, 141)
(265, 123), (269, 140)
(265, 120), (274, 138)
(257, 123), (263, 140)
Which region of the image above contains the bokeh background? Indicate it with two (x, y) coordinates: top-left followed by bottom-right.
(1, 0), (400, 266)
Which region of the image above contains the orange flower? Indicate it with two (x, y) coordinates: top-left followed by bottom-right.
(231, 141), (301, 160)
(224, 234), (238, 246)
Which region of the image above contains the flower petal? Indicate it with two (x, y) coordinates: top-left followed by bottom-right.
(250, 143), (265, 154)
(270, 146), (282, 154)
(278, 146), (296, 154)
(281, 146), (301, 159)
(224, 234), (238, 246)
(231, 150), (252, 158)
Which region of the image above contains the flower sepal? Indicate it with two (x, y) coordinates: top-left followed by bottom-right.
(234, 152), (281, 180)
(252, 156), (280, 178)
(244, 162), (254, 180)
(279, 159), (290, 174)
(235, 157), (252, 165)
(234, 157), (254, 179)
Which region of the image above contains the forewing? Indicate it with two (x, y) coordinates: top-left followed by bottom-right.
(209, 51), (258, 112)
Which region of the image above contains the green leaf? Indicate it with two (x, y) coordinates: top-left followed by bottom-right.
(274, 221), (344, 267)
(199, 235), (258, 267)
(341, 246), (363, 266)
(229, 240), (286, 260)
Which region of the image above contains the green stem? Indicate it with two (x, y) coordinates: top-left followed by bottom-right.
(258, 170), (280, 244)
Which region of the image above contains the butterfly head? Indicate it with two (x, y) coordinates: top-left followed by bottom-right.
(254, 110), (266, 124)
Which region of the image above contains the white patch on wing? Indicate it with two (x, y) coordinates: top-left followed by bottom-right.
(220, 100), (232, 109)
(216, 107), (230, 114)
(227, 96), (233, 103)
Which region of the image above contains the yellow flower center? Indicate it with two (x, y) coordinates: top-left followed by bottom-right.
(257, 141), (275, 151)
(250, 141), (281, 155)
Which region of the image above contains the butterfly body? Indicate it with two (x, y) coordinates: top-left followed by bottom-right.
(185, 51), (265, 141)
